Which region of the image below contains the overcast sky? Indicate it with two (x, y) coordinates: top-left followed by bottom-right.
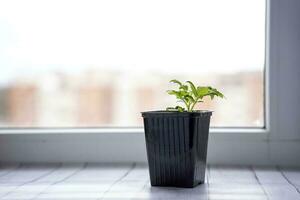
(0, 0), (265, 83)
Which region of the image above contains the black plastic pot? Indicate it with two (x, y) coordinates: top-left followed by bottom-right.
(141, 110), (212, 188)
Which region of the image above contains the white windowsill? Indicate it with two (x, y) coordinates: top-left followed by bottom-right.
(0, 127), (268, 135)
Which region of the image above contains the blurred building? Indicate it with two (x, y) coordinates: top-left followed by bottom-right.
(0, 69), (264, 127)
(201, 71), (264, 127)
(77, 72), (114, 126)
(6, 82), (37, 126)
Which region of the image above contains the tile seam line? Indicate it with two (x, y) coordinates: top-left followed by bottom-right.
(251, 165), (270, 200)
(97, 163), (136, 200)
(277, 166), (300, 195)
(31, 163), (88, 200)
(0, 163), (62, 199)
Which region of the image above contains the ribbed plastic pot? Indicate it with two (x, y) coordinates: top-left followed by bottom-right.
(141, 110), (212, 188)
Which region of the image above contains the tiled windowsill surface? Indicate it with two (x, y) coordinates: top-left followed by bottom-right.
(0, 163), (300, 200)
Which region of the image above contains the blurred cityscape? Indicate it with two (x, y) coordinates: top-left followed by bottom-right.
(0, 69), (264, 127)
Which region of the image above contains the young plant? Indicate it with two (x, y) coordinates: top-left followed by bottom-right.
(166, 79), (224, 112)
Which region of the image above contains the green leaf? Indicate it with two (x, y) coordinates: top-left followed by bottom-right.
(209, 87), (225, 98)
(166, 106), (185, 112)
(197, 86), (210, 98)
(178, 90), (188, 96)
(167, 90), (190, 100)
(179, 84), (188, 91)
(167, 90), (178, 95)
(175, 106), (185, 112)
(186, 81), (198, 97)
(166, 107), (175, 111)
(216, 90), (225, 98)
(184, 94), (195, 103)
(170, 79), (182, 86)
(167, 80), (225, 112)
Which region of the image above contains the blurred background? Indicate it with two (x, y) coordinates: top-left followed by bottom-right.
(0, 0), (265, 127)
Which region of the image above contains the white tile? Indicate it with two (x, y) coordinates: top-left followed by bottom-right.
(135, 186), (207, 200)
(121, 164), (149, 181)
(209, 166), (258, 184)
(7, 184), (50, 193)
(0, 163), (86, 199)
(64, 163), (133, 183)
(1, 192), (38, 200)
(0, 163), (19, 178)
(46, 182), (113, 193)
(35, 192), (100, 199)
(0, 164), (59, 184)
(261, 185), (300, 200)
(34, 163), (85, 183)
(253, 166), (290, 184)
(253, 167), (300, 200)
(208, 193), (267, 200)
(0, 185), (18, 195)
(208, 183), (264, 195)
(0, 164), (299, 200)
(281, 167), (300, 185)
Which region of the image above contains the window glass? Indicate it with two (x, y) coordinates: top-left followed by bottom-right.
(0, 0), (265, 127)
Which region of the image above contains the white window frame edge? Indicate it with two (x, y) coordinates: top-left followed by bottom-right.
(0, 0), (300, 166)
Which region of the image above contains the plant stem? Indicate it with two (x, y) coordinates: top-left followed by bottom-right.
(190, 97), (200, 111)
(182, 99), (190, 111)
(187, 103), (191, 111)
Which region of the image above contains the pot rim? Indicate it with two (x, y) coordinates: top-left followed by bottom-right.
(141, 110), (213, 117)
